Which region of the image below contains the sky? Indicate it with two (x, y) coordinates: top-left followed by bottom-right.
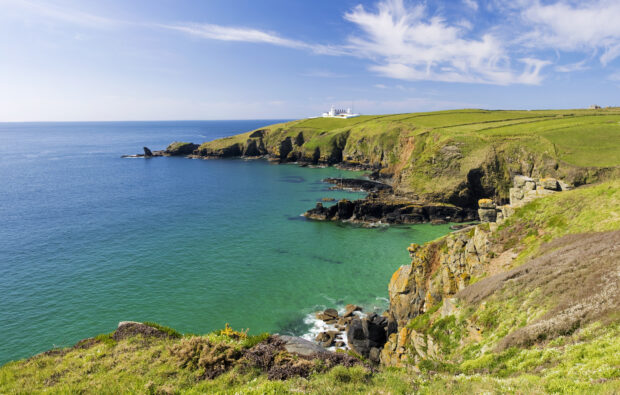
(1, 0), (620, 121)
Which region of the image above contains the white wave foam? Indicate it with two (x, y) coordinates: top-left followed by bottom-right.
(300, 306), (368, 351)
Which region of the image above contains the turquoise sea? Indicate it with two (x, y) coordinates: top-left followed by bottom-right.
(0, 121), (452, 364)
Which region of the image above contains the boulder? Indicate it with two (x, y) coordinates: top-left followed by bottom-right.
(558, 180), (573, 191)
(346, 316), (387, 359)
(513, 175), (533, 188)
(478, 198), (495, 209)
(540, 178), (560, 191)
(524, 181), (536, 191)
(343, 304), (362, 318)
(478, 208), (497, 223)
(278, 335), (328, 356)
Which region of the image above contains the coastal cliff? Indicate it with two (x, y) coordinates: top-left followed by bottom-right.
(379, 178), (620, 373)
(3, 179), (618, 393)
(4, 110), (620, 393)
(187, 109), (620, 207)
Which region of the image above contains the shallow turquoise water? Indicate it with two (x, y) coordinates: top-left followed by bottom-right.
(0, 121), (452, 364)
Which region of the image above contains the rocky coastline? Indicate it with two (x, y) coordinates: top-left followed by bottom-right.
(122, 135), (609, 368)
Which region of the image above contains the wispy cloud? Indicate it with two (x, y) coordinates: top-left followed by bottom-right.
(343, 0), (547, 85)
(0, 0), (121, 27)
(555, 59), (590, 73)
(463, 0), (478, 11)
(163, 23), (346, 55)
(519, 0), (620, 66)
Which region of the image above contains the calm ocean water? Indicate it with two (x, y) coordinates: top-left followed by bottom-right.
(0, 121), (452, 364)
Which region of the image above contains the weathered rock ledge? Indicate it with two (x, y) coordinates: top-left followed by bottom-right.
(304, 195), (476, 225)
(323, 178), (393, 193)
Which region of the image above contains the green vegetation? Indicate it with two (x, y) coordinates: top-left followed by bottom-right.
(2, 119), (619, 393)
(197, 108), (620, 205)
(495, 178), (620, 265)
(2, 322), (618, 393)
(143, 322), (182, 339)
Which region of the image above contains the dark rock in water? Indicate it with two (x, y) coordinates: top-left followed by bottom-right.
(343, 304), (362, 318)
(143, 147), (153, 157)
(316, 308), (338, 322)
(165, 142), (199, 156)
(324, 178), (393, 193)
(305, 196), (477, 225)
(337, 199), (355, 219)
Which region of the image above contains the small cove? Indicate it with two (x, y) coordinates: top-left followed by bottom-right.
(0, 121), (453, 364)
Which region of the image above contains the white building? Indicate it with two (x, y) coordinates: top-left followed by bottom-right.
(322, 105), (360, 119)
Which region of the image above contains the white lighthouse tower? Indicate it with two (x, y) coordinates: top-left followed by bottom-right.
(321, 105), (360, 119)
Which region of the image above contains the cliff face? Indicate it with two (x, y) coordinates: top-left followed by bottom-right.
(382, 225), (493, 366)
(379, 178), (620, 368)
(190, 110), (619, 208)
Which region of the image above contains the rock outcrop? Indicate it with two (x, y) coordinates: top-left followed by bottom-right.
(380, 222), (494, 366)
(323, 178), (393, 193)
(346, 313), (388, 363)
(165, 142), (199, 156)
(476, 175), (573, 223)
(305, 197), (476, 225)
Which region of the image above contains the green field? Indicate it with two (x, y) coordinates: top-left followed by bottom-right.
(198, 108), (620, 205)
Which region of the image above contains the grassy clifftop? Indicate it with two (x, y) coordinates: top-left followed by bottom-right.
(196, 108), (620, 207)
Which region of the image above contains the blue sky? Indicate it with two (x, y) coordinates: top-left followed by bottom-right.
(1, 0), (620, 121)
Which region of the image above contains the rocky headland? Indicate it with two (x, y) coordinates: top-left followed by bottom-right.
(6, 110), (619, 392)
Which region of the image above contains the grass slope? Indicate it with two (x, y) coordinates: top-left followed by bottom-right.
(2, 181), (619, 394)
(198, 108), (620, 205)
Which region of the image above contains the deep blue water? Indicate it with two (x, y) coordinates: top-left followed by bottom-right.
(0, 121), (452, 364)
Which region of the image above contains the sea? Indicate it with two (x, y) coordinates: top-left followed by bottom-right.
(0, 120), (453, 364)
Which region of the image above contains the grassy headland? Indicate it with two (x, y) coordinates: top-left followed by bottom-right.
(196, 108), (620, 206)
(2, 109), (619, 393)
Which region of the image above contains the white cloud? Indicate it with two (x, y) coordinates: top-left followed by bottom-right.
(519, 0), (620, 66)
(555, 59), (590, 73)
(463, 0), (479, 11)
(0, 0), (120, 27)
(343, 0), (547, 85)
(163, 23), (345, 55)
